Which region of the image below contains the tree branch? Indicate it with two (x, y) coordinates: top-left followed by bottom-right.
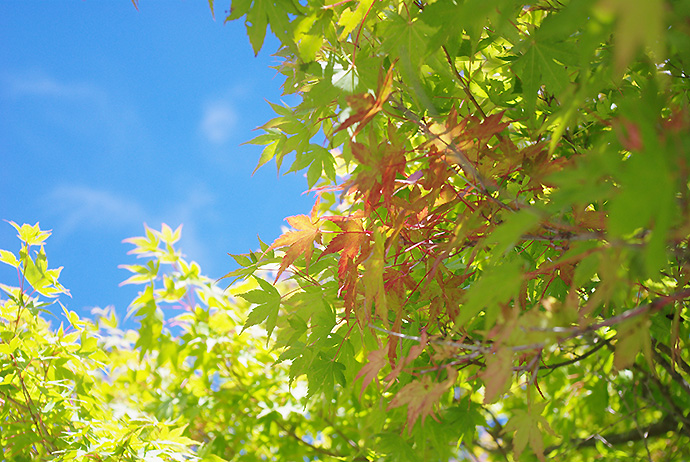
(652, 347), (690, 398)
(273, 420), (348, 459)
(441, 46), (487, 119)
(634, 362), (690, 439)
(539, 336), (611, 370)
(483, 408), (511, 462)
(653, 340), (690, 379)
(545, 415), (679, 455)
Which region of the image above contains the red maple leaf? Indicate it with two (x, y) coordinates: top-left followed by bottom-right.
(321, 216), (372, 319)
(471, 110), (509, 141)
(322, 218), (369, 277)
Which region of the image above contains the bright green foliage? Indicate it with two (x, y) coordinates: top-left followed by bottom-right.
(2, 224), (382, 461)
(0, 224), (200, 461)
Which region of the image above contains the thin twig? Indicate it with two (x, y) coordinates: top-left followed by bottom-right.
(442, 46), (487, 118)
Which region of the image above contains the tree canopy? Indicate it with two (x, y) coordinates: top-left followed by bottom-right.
(2, 0), (690, 460)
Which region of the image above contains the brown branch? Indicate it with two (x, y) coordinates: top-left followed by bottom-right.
(521, 232), (605, 242)
(12, 354), (56, 453)
(530, 289), (690, 340)
(322, 415), (361, 452)
(483, 408), (511, 462)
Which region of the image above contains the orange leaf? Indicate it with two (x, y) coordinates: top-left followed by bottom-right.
(472, 111), (509, 141)
(575, 209), (608, 231)
(384, 330), (427, 386)
(355, 346), (388, 398)
(388, 367), (457, 430)
(336, 93), (376, 134)
(268, 214), (321, 281)
(482, 348), (513, 404)
(337, 64), (395, 137)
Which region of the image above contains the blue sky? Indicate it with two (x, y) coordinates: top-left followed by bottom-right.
(0, 2), (314, 319)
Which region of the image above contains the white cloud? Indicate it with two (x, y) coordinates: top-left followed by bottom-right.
(199, 100), (238, 145)
(2, 72), (107, 102)
(162, 186), (217, 264)
(43, 184), (217, 272)
(46, 185), (147, 235)
(2, 71), (144, 153)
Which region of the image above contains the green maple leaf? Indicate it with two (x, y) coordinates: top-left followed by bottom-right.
(514, 40), (572, 114)
(504, 402), (555, 462)
(238, 277), (281, 338)
(613, 317), (651, 371)
(420, 0), (496, 52)
(375, 433), (420, 462)
(307, 354), (346, 401)
(226, 0), (298, 55)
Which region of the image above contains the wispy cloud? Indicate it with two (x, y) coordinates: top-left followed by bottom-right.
(199, 100), (238, 145)
(43, 184), (217, 271)
(2, 71), (144, 153)
(161, 185), (217, 265)
(2, 73), (106, 101)
(46, 185), (147, 235)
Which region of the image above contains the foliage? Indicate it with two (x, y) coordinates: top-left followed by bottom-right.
(2, 222), (361, 461)
(2, 0), (690, 461)
(219, 0), (690, 460)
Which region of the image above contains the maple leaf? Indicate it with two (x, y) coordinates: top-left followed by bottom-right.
(388, 367), (457, 430)
(573, 209), (607, 231)
(346, 138), (406, 211)
(613, 317), (651, 371)
(482, 348), (513, 404)
(355, 345), (388, 398)
(238, 277), (282, 339)
(321, 217), (369, 279)
(268, 214), (322, 281)
(469, 111), (509, 141)
(320, 216), (372, 320)
(428, 107), (469, 153)
(384, 330), (427, 386)
(363, 228), (387, 325)
(601, 0), (664, 73)
(336, 64), (395, 137)
(503, 401), (556, 462)
(379, 145), (407, 208)
(514, 39), (571, 113)
(338, 93), (376, 135)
